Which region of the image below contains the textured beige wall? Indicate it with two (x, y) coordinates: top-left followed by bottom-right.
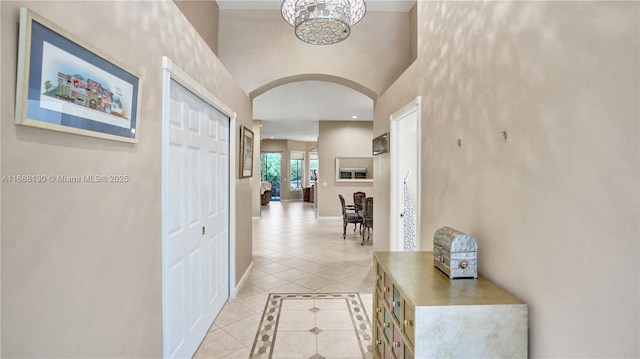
(218, 9), (411, 96)
(0, 1), (252, 357)
(372, 62), (419, 252)
(174, 0), (219, 55)
(409, 3), (417, 63)
(374, 1), (639, 357)
(317, 121), (373, 218)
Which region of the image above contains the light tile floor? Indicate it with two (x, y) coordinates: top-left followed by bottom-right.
(250, 293), (372, 358)
(194, 201), (374, 359)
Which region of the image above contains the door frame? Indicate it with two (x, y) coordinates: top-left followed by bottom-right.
(389, 96), (421, 251)
(160, 56), (237, 357)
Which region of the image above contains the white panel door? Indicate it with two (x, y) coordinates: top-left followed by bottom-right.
(390, 98), (421, 252)
(164, 79), (229, 359)
(202, 101), (229, 322)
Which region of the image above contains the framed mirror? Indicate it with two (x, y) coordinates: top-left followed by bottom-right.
(335, 157), (373, 183)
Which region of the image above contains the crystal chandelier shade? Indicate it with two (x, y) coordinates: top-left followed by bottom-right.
(281, 0), (367, 45)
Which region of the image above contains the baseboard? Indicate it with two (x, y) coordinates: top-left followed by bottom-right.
(232, 261), (254, 299)
(317, 216), (342, 220)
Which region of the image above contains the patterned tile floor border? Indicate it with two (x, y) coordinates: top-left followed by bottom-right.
(250, 293), (373, 359)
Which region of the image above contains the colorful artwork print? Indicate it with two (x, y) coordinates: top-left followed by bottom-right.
(240, 126), (254, 178)
(40, 42), (134, 129)
(16, 9), (140, 142)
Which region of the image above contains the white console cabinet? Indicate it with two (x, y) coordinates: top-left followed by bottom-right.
(373, 251), (528, 358)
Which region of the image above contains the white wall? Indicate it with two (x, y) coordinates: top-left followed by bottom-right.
(0, 1), (253, 357)
(373, 1), (639, 357)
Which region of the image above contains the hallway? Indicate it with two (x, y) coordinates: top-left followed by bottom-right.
(194, 201), (374, 358)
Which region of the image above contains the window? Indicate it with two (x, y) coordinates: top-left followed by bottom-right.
(309, 152), (318, 182)
(290, 151), (304, 189)
(261, 152), (281, 200)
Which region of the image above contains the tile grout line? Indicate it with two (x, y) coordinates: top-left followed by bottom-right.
(195, 201), (374, 358)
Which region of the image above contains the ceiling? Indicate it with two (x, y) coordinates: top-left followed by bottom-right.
(216, 0), (414, 142)
(253, 81), (374, 142)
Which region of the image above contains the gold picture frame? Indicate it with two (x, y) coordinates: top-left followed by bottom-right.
(15, 8), (141, 142)
(240, 126), (254, 178)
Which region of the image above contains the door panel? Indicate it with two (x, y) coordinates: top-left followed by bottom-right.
(188, 146), (201, 226)
(168, 262), (185, 356)
(202, 106), (229, 319)
(164, 78), (230, 359)
(189, 248), (203, 331)
(219, 153), (228, 211)
(168, 143), (183, 235)
(390, 98), (421, 252)
(207, 234), (219, 304)
(207, 150), (218, 216)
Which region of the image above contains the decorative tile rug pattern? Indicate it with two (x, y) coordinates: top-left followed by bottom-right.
(250, 293), (373, 359)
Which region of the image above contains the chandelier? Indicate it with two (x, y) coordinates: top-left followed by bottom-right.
(281, 0), (367, 45)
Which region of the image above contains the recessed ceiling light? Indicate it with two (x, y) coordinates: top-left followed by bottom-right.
(352, 115), (358, 119)
(270, 136), (274, 139)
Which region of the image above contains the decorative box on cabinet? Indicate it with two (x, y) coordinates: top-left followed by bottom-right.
(373, 251), (528, 359)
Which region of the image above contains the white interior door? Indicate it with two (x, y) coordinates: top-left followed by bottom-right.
(390, 97), (421, 251)
(162, 74), (230, 359)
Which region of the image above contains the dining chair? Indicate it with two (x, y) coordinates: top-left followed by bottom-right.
(353, 191), (366, 210)
(361, 197), (373, 245)
(339, 194), (363, 239)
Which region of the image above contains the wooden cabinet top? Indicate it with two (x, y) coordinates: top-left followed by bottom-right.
(374, 251), (525, 307)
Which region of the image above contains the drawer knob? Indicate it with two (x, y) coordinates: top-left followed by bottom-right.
(384, 287), (390, 292)
(384, 322), (390, 328)
(375, 340), (382, 345)
(404, 319), (413, 327)
(376, 307), (382, 313)
(393, 341), (401, 347)
(376, 275), (382, 280)
(392, 301), (401, 307)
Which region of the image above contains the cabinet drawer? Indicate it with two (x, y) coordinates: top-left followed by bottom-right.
(391, 323), (404, 359)
(404, 345), (414, 359)
(383, 307), (392, 342)
(403, 302), (415, 346)
(392, 286), (403, 322)
(375, 324), (386, 359)
(375, 294), (384, 324)
(383, 273), (392, 305)
(384, 346), (392, 359)
(376, 263), (385, 292)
